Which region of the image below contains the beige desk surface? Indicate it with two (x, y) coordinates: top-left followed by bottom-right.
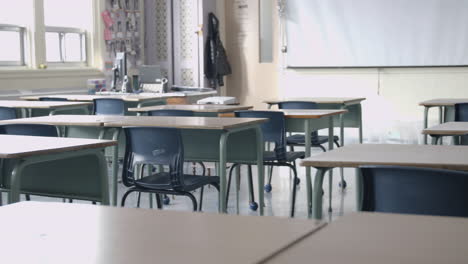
(265, 212), (468, 264)
(423, 122), (468, 135)
(419, 98), (468, 106)
(0, 100), (91, 109)
(104, 116), (267, 130)
(0, 115), (123, 127)
(264, 97), (366, 105)
(280, 109), (348, 118)
(21, 94), (180, 102)
(128, 104), (254, 113)
(300, 144), (468, 171)
(0, 135), (116, 158)
(0, 202), (326, 264)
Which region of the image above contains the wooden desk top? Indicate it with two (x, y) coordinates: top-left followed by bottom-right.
(423, 122), (468, 135)
(21, 93), (182, 102)
(128, 104), (254, 113)
(0, 100), (91, 109)
(0, 115), (123, 127)
(0, 202), (325, 264)
(0, 135), (116, 158)
(264, 97), (366, 105)
(104, 116), (267, 130)
(266, 212), (468, 264)
(419, 98), (468, 107)
(281, 109), (348, 119)
(300, 144), (468, 171)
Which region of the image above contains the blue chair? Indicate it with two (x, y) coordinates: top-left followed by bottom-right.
(229, 110), (305, 217)
(146, 109), (202, 206)
(359, 165), (468, 217)
(39, 97), (68, 101)
(148, 109), (194, 117)
(454, 103), (468, 144)
(120, 127), (219, 211)
(93, 98), (125, 116)
(0, 124), (58, 137)
(0, 107), (17, 120)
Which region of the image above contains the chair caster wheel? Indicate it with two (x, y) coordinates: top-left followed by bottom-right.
(163, 196), (170, 205)
(295, 178), (300, 185)
(249, 202), (258, 211)
(339, 180), (347, 189)
(264, 184), (272, 193)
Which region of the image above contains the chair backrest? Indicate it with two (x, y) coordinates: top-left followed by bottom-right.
(360, 165), (468, 217)
(148, 109), (194, 117)
(0, 124), (58, 137)
(0, 107), (17, 121)
(235, 110), (287, 160)
(39, 97), (68, 101)
(122, 127), (184, 188)
(278, 101), (318, 110)
(93, 98), (125, 116)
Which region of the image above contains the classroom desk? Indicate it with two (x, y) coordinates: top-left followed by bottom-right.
(104, 116), (267, 214)
(265, 97), (365, 145)
(128, 104), (254, 116)
(300, 144), (468, 220)
(422, 121), (468, 144)
(265, 212), (468, 264)
(419, 98), (468, 144)
(280, 109), (348, 216)
(21, 93), (182, 114)
(0, 115), (124, 205)
(0, 100), (92, 117)
(0, 135), (115, 204)
(0, 202), (326, 264)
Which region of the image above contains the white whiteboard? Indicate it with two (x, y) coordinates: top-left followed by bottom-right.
(286, 0), (468, 67)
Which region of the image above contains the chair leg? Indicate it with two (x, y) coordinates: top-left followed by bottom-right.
(92, 201), (97, 205)
(247, 165), (258, 211)
(198, 187), (204, 211)
(290, 164), (299, 218)
(137, 192), (142, 208)
(198, 162), (206, 176)
(121, 189), (137, 207)
(334, 140), (341, 148)
(184, 192), (198, 211)
(319, 145), (327, 152)
(155, 194), (162, 209)
(25, 194), (31, 201)
(226, 164), (238, 207)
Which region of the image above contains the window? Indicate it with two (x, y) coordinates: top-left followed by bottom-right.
(44, 0), (92, 65)
(0, 0), (32, 66)
(0, 0), (96, 69)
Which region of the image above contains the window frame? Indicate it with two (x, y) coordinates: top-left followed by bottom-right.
(0, 24), (26, 67)
(45, 26), (87, 66)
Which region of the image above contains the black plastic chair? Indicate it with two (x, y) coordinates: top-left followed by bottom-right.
(146, 109), (205, 206)
(360, 165), (468, 217)
(39, 97), (68, 101)
(228, 111), (305, 217)
(148, 109), (194, 117)
(0, 124), (58, 137)
(93, 98), (125, 116)
(0, 107), (17, 120)
(454, 103), (468, 144)
(120, 127), (219, 211)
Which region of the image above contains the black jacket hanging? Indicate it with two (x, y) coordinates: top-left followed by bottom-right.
(204, 13), (232, 87)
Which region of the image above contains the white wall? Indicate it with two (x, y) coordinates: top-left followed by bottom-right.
(225, 1), (468, 144)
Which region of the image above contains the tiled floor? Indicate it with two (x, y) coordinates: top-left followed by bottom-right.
(1, 147), (358, 223)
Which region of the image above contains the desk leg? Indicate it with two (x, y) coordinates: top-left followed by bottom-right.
(255, 126), (264, 216)
(305, 120), (313, 218)
(423, 107), (429, 144)
(439, 107), (444, 145)
(358, 103), (363, 144)
(312, 168), (329, 220)
(338, 107), (345, 189)
(355, 168), (363, 211)
(219, 132), (229, 213)
(111, 128), (120, 206)
(328, 116), (334, 213)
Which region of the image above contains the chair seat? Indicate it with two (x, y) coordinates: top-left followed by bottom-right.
(286, 134), (339, 145)
(135, 172), (219, 192)
(264, 151), (305, 162)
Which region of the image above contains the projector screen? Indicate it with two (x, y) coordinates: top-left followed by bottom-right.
(286, 0), (468, 68)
